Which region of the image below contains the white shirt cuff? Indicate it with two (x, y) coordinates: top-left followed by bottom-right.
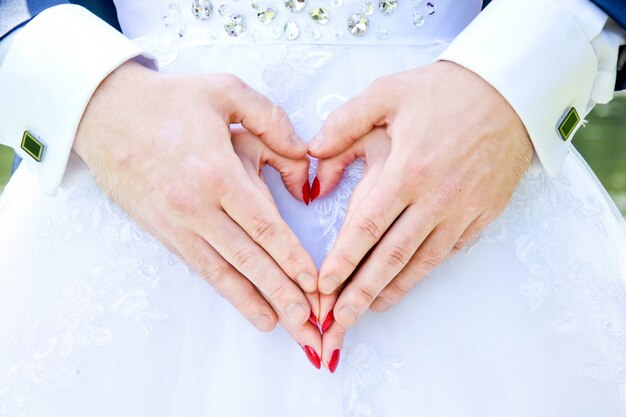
(0, 4), (156, 195)
(438, 0), (626, 176)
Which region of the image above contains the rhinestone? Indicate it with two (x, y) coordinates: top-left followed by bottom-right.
(250, 0), (264, 10)
(411, 11), (425, 26)
(347, 13), (368, 36)
(191, 0), (212, 19)
(378, 0), (397, 14)
(305, 25), (321, 40)
(375, 26), (389, 40)
(284, 18), (300, 40)
(218, 4), (234, 16)
(284, 0), (306, 12)
(360, 1), (375, 15)
(224, 15), (247, 36)
(424, 1), (436, 14)
(257, 7), (278, 23)
(309, 7), (330, 24)
(331, 27), (344, 40)
(330, 0), (343, 7)
(177, 24), (187, 37)
(162, 14), (175, 26)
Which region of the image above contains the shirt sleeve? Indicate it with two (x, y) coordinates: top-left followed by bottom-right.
(437, 0), (626, 176)
(0, 4), (156, 195)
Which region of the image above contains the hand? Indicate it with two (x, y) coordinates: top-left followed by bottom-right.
(74, 61), (321, 353)
(310, 60), (534, 330)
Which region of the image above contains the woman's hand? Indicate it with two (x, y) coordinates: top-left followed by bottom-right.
(74, 61), (319, 338)
(310, 61), (534, 331)
(231, 127), (323, 357)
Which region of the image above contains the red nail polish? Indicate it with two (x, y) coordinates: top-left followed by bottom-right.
(310, 177), (320, 201)
(299, 344), (321, 369)
(321, 310), (334, 334)
(302, 181), (311, 206)
(328, 348), (341, 373)
(308, 311), (318, 327)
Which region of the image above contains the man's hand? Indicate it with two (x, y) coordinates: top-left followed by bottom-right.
(310, 60), (534, 328)
(73, 61), (321, 351)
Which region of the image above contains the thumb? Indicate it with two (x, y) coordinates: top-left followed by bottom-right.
(261, 144), (312, 205)
(308, 80), (391, 159)
(218, 74), (308, 160)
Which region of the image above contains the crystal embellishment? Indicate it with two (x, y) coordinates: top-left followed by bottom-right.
(284, 18), (300, 39)
(424, 1), (436, 15)
(309, 8), (330, 24)
(360, 1), (375, 15)
(378, 0), (398, 14)
(191, 0), (213, 20)
(347, 13), (369, 36)
(224, 15), (247, 36)
(412, 11), (425, 26)
(258, 7), (278, 24)
(375, 26), (389, 40)
(285, 0), (306, 12)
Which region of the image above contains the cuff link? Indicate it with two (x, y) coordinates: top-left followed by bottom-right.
(21, 130), (46, 162)
(557, 107), (580, 142)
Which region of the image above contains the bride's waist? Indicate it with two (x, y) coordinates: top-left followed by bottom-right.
(117, 0), (481, 48)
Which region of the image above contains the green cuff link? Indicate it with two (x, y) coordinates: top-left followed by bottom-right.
(21, 130), (45, 162)
(557, 107), (580, 142)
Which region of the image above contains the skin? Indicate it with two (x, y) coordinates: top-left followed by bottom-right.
(73, 60), (322, 354)
(310, 61), (534, 370)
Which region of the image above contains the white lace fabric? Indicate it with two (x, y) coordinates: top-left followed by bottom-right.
(2, 1), (626, 416)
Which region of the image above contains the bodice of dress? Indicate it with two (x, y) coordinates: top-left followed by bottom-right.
(113, 0), (482, 46)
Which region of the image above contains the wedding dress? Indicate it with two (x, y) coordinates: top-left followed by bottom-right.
(2, 1), (626, 416)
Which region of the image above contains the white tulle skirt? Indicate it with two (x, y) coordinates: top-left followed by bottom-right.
(2, 41), (626, 417)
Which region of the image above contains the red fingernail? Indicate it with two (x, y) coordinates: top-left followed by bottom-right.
(310, 177), (320, 201)
(299, 344), (321, 369)
(308, 311), (318, 327)
(321, 310), (334, 334)
(328, 348), (341, 373)
(302, 181), (311, 206)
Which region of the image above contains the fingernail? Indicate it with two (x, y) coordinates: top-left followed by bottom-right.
(328, 348), (341, 373)
(310, 177), (320, 202)
(302, 181), (311, 206)
(308, 310), (318, 327)
(251, 313), (272, 330)
(290, 133), (307, 151)
(299, 343), (321, 369)
(321, 310), (334, 334)
(308, 134), (324, 152)
(296, 272), (316, 293)
(320, 275), (340, 294)
(338, 305), (359, 326)
(286, 303), (307, 325)
(372, 298), (391, 312)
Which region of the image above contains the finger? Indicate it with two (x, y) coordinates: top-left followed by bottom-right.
(318, 170), (407, 295)
(319, 290), (339, 335)
(315, 127), (391, 200)
(175, 232), (278, 331)
(373, 218), (471, 312)
(308, 79), (393, 158)
(231, 128), (312, 204)
(331, 204), (436, 326)
(321, 313), (347, 373)
(216, 74), (308, 159)
(447, 210), (499, 258)
(201, 211), (312, 326)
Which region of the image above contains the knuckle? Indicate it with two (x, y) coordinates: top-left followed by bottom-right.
(416, 248), (445, 270)
(389, 278), (415, 296)
(337, 250), (360, 270)
(382, 243), (413, 269)
(231, 246), (258, 269)
(220, 73), (247, 91)
(250, 217), (277, 243)
(357, 217), (384, 242)
(199, 264), (229, 286)
(356, 284), (379, 304)
(265, 280), (290, 302)
(165, 187), (199, 217)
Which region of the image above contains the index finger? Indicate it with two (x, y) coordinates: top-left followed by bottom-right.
(317, 171), (408, 295)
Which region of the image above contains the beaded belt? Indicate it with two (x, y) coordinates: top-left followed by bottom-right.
(119, 0), (481, 47)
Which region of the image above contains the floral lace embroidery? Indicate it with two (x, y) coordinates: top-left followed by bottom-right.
(0, 176), (179, 417)
(340, 343), (406, 417)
